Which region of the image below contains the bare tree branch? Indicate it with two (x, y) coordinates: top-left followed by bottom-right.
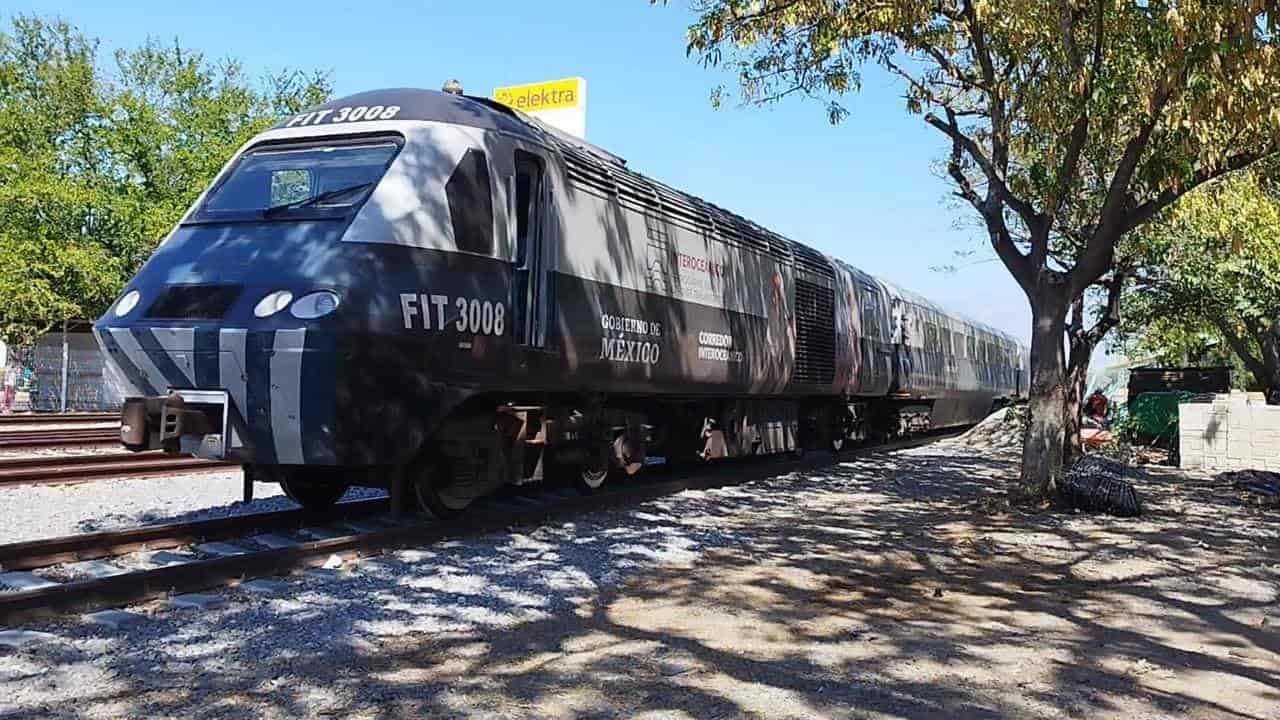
(1070, 84), (1174, 296)
(933, 107), (1034, 289)
(1216, 317), (1270, 383)
(1084, 270), (1125, 346)
(1050, 0), (1105, 220)
(924, 111), (1040, 227)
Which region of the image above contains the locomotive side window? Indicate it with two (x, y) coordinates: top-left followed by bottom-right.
(858, 286), (882, 339)
(514, 151), (543, 267)
(445, 148), (495, 255)
(511, 149), (548, 347)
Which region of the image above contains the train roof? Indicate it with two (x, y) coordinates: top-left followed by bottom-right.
(278, 88), (1022, 350)
(877, 279), (1021, 347)
(272, 88), (542, 138)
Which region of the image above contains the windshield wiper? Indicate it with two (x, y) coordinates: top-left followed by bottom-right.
(261, 182), (376, 218)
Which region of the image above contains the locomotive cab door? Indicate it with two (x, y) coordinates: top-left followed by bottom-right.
(511, 150), (549, 348)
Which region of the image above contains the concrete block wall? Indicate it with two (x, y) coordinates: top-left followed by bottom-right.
(1179, 391), (1280, 471)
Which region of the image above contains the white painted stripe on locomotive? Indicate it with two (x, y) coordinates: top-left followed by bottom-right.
(269, 329), (307, 465)
(92, 328), (138, 396)
(219, 329), (248, 449)
(110, 328), (171, 395)
(341, 122), (481, 252)
(90, 328), (127, 393)
(149, 326), (196, 387)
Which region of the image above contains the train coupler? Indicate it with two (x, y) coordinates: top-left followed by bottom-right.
(120, 390), (229, 458)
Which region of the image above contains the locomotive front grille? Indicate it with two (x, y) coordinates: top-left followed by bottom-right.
(145, 285), (243, 319)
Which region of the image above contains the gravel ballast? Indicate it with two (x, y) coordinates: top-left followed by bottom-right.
(0, 470), (385, 544)
(1, 445), (1277, 719)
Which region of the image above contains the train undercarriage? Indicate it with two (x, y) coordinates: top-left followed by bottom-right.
(238, 392), (967, 515)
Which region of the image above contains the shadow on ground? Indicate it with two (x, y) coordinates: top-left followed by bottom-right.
(4, 447), (1277, 719)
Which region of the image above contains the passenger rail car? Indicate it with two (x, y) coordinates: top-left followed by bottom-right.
(94, 88), (1027, 514)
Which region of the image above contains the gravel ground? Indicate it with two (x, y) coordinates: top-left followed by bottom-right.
(1, 446), (1277, 719)
(940, 405), (1027, 454)
(0, 470), (384, 543)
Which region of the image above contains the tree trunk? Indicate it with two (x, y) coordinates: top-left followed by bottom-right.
(1260, 327), (1280, 404)
(1016, 296), (1070, 503)
(1063, 336), (1092, 465)
(1214, 318), (1276, 401)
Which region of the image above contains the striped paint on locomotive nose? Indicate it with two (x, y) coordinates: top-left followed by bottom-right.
(269, 329), (307, 465)
(216, 328), (249, 454)
(93, 327), (159, 397)
(93, 326), (317, 465)
(134, 327), (195, 388)
(109, 328), (179, 398)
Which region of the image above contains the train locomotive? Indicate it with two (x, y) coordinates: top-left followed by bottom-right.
(94, 87), (1028, 515)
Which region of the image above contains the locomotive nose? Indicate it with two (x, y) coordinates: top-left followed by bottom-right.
(95, 315), (340, 467)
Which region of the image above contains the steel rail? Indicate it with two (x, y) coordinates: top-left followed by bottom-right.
(0, 429), (120, 449)
(0, 431), (959, 625)
(0, 413), (118, 425)
(0, 498), (389, 571)
(0, 452), (235, 488)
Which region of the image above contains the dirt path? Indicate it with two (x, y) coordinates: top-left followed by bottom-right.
(5, 446), (1276, 718)
(357, 449), (1277, 719)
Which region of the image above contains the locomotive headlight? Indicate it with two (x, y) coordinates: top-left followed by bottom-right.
(290, 291), (341, 319)
(114, 290), (141, 317)
(253, 290), (294, 318)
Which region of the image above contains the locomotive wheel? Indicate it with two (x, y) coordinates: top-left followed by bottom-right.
(411, 457), (472, 518)
(573, 446), (611, 494)
(279, 469), (350, 512)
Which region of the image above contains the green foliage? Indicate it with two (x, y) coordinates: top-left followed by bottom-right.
(1118, 317), (1252, 389)
(675, 1), (1280, 235)
(1122, 168), (1280, 391)
(0, 15), (331, 344)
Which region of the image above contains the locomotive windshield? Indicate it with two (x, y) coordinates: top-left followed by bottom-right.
(188, 137), (401, 223)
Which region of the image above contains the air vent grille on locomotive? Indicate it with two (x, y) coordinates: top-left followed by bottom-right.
(792, 243), (835, 279)
(794, 278), (836, 385)
(144, 285), (243, 319)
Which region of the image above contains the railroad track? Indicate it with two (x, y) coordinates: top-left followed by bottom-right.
(0, 412), (118, 425)
(0, 412), (122, 450)
(0, 452), (235, 488)
(0, 427), (120, 449)
(0, 498), (390, 571)
(0, 430), (960, 625)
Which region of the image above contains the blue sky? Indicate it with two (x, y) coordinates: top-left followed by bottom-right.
(9, 0), (1030, 340)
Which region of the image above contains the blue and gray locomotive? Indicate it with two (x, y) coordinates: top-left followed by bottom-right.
(94, 87), (1027, 514)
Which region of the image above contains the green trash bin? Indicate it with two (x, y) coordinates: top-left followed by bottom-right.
(1127, 391), (1193, 446)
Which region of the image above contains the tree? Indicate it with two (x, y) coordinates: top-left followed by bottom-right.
(1119, 311), (1249, 384)
(1063, 269), (1124, 462)
(0, 15), (330, 344)
(665, 0), (1280, 500)
(1123, 169), (1280, 399)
